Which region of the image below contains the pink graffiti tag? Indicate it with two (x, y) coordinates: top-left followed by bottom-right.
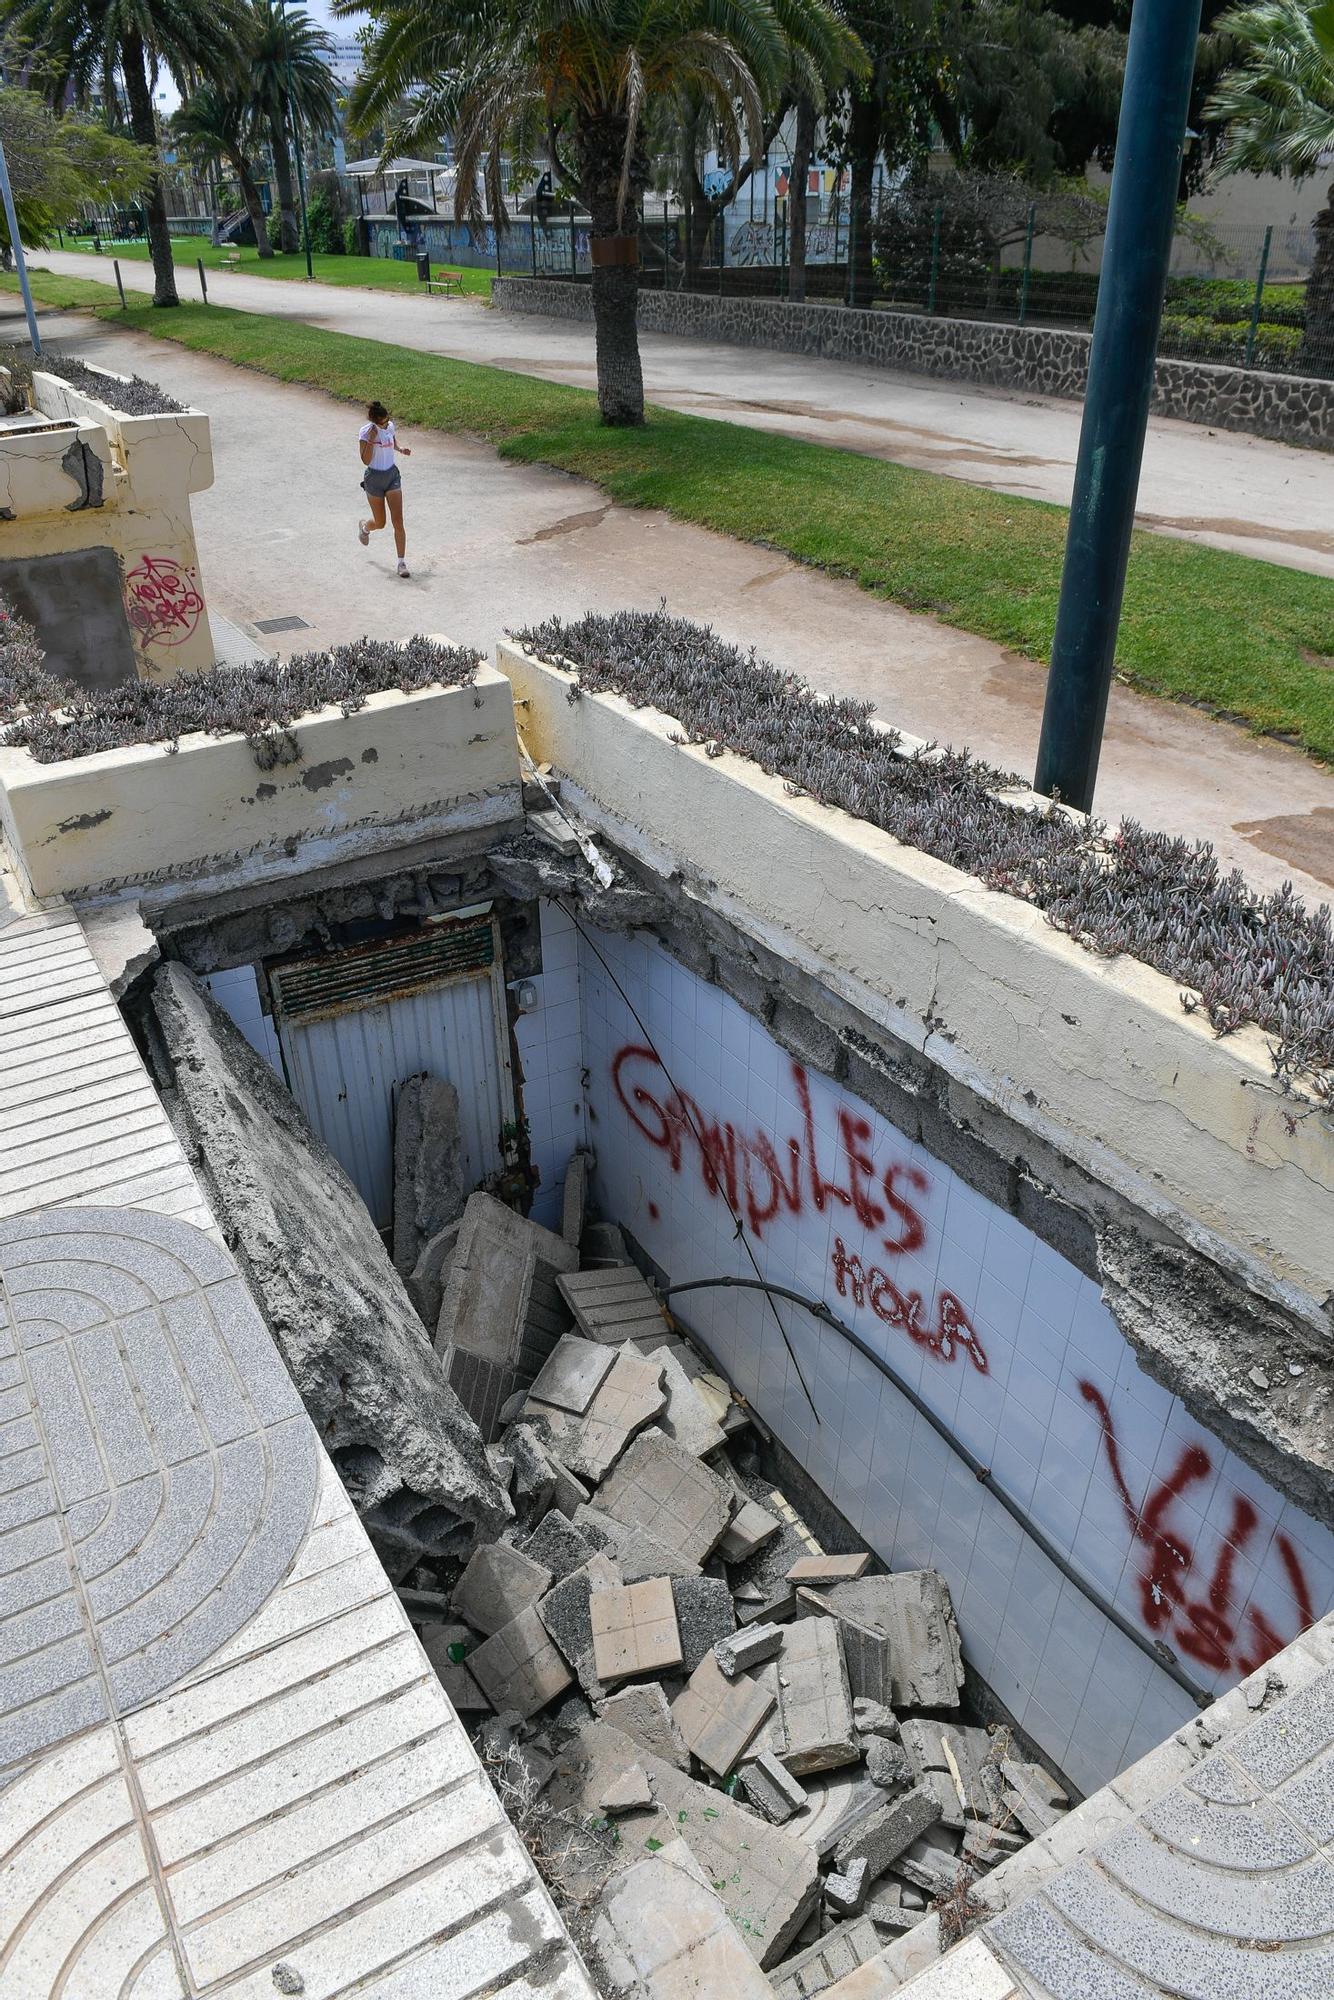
(123, 555), (203, 648)
(1079, 1380), (1317, 1675)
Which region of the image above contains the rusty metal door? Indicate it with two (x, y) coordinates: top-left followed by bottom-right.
(267, 907), (515, 1230)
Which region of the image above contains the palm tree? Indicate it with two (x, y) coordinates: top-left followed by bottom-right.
(249, 0), (337, 254)
(2, 0), (245, 305)
(172, 79), (275, 255)
(1208, 0), (1334, 374)
(341, 0), (861, 426)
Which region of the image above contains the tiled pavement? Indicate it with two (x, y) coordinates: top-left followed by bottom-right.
(0, 881), (595, 2000)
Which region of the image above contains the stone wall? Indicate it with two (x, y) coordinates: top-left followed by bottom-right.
(492, 277), (1334, 449)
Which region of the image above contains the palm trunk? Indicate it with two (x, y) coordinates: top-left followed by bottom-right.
(233, 149), (274, 257)
(788, 96), (815, 304)
(587, 182), (644, 425)
(847, 97), (878, 309)
(269, 109), (299, 253)
(121, 31), (177, 307)
(1299, 183), (1334, 377)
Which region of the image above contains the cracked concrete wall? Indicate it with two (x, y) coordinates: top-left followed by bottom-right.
(0, 372), (218, 680)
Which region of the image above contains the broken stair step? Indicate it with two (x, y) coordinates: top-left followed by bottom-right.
(558, 1266), (671, 1343)
(815, 1571), (965, 1711)
(525, 1346), (668, 1482)
(768, 1914), (882, 2000)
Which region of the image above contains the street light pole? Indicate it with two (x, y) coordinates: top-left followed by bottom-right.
(0, 137), (40, 357)
(1033, 0), (1204, 813)
(278, 0), (315, 279)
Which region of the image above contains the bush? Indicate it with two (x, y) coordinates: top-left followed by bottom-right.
(266, 207), (283, 251)
(343, 215), (362, 256)
(304, 191), (343, 256)
(1158, 314), (1304, 370)
(1166, 274), (1306, 329)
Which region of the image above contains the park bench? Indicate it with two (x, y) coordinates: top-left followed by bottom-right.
(423, 267), (465, 297)
(221, 248), (242, 271)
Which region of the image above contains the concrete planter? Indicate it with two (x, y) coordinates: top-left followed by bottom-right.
(498, 638), (1332, 1310)
(0, 660), (522, 903)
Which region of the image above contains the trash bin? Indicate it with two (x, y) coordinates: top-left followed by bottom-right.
(416, 252), (431, 283)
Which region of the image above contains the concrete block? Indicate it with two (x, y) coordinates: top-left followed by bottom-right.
(600, 1763), (654, 1815)
(468, 1603), (574, 1720)
(717, 1623), (785, 1678)
(574, 1504), (702, 1582)
(537, 1552), (623, 1701)
(826, 1857), (870, 1917)
(720, 1498), (782, 1564)
(597, 1682), (691, 1771)
(853, 1700), (899, 1738)
(563, 1722), (821, 1968)
(672, 1574), (735, 1673)
(453, 1542), (552, 1637)
(672, 1653), (776, 1779)
(899, 1722), (1002, 1821)
(591, 1577), (683, 1683)
(740, 1749), (810, 1825)
(787, 1554), (873, 1584)
(598, 1430), (733, 1567)
(834, 1789), (943, 1877)
(518, 1509), (599, 1581)
(558, 1266), (669, 1344)
(420, 1623), (490, 1711)
(866, 1737), (915, 1791)
(590, 1838), (773, 1998)
(770, 1915), (882, 1999)
(527, 1348), (667, 1482)
(798, 1586), (892, 1707)
(392, 1074), (464, 1276)
(820, 1573), (964, 1711)
(562, 1148), (590, 1248)
(528, 1333), (618, 1414)
(648, 1343), (727, 1457)
(407, 1220), (461, 1337)
(776, 1617), (859, 1776)
(893, 1833), (963, 1899)
(437, 1191), (578, 1440)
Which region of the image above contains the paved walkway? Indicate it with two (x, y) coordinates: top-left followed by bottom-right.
(17, 306), (1334, 908)
(36, 246), (1334, 579)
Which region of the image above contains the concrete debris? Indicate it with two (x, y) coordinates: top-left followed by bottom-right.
(559, 1265), (669, 1343)
(528, 1332), (619, 1414)
(596, 1682), (691, 1771)
(739, 1584), (799, 1627)
(420, 1623), (490, 1711)
(893, 1830), (964, 1898)
(833, 1786), (943, 1877)
(776, 1617), (859, 1776)
(864, 1885), (919, 1937)
(787, 1553), (873, 1584)
(599, 1762), (654, 1816)
(506, 1423), (559, 1523)
(591, 1577), (684, 1683)
(528, 1348), (669, 1483)
(598, 1430), (733, 1567)
(1001, 1755), (1069, 1837)
(671, 1574), (735, 1673)
(739, 1749), (809, 1825)
(537, 1552), (623, 1701)
(818, 1572), (965, 1711)
(579, 1220), (634, 1270)
(824, 1856), (869, 1917)
(574, 1504), (701, 1581)
(590, 1839), (774, 1999)
(865, 1736), (914, 1791)
(716, 1622), (785, 1678)
(671, 1652), (776, 1779)
(453, 1541), (552, 1636)
(467, 1602), (574, 1720)
(852, 1699), (899, 1739)
(549, 1452), (594, 1519)
(487, 1446), (514, 1492)
(141, 966), (510, 1569)
(392, 1073), (464, 1277)
(408, 1219), (462, 1338)
(518, 1508), (599, 1581)
(769, 1915), (882, 1998)
(647, 1343), (728, 1458)
(720, 1498), (782, 1564)
(796, 1586), (890, 1707)
(899, 1720), (1003, 1820)
(436, 1192), (578, 1439)
(562, 1147), (591, 1248)
(80, 898), (158, 1000)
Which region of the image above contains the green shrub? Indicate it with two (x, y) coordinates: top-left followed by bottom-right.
(343, 215), (361, 256)
(304, 191), (342, 256)
(266, 207), (283, 251)
(1166, 274), (1306, 328)
(1158, 313), (1304, 369)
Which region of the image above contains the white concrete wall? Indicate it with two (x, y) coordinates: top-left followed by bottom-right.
(201, 964), (284, 1074)
(574, 918), (1334, 1797)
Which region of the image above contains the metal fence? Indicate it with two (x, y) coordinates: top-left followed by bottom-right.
(525, 205), (1329, 383)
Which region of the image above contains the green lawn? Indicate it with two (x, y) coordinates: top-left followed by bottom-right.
(61, 233), (498, 299)
(8, 268), (1333, 763)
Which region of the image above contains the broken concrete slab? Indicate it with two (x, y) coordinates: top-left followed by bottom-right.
(142, 965), (509, 1569)
(596, 1682), (691, 1771)
(558, 1722), (820, 1968)
(392, 1073), (464, 1276)
(787, 1553), (873, 1585)
(453, 1540), (553, 1636)
(506, 1422), (559, 1523)
(590, 1839), (773, 2000)
(900, 1720), (1003, 1821)
(559, 1265), (669, 1343)
(671, 1574), (735, 1674)
(648, 1343), (727, 1458)
(527, 1348), (668, 1483)
(716, 1622), (785, 1678)
(819, 1573), (964, 1712)
(537, 1551), (623, 1701)
(467, 1602), (574, 1720)
(549, 1452), (593, 1518)
(406, 1219), (461, 1335)
(591, 1577), (683, 1683)
(1001, 1756), (1068, 1838)
(600, 1763), (655, 1816)
(853, 1700), (899, 1739)
(579, 1219), (633, 1268)
(574, 1504), (702, 1582)
(81, 897), (158, 1000)
(797, 1586), (890, 1707)
(775, 1617), (859, 1776)
(420, 1623), (490, 1711)
(518, 1509), (599, 1581)
(740, 1749), (809, 1825)
(833, 1787), (943, 1878)
(720, 1498), (782, 1564)
(598, 1430), (733, 1567)
(866, 1737), (914, 1792)
(562, 1147), (591, 1248)
(528, 1332), (618, 1414)
(437, 1190), (578, 1439)
(671, 1653), (776, 1779)
(893, 1831), (963, 1899)
(825, 1857), (870, 1917)
(769, 1916), (882, 1999)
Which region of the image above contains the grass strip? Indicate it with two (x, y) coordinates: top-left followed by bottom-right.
(60, 234), (496, 298)
(8, 270), (1333, 762)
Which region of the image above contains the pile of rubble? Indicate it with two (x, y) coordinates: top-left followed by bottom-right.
(399, 1165), (1072, 1998)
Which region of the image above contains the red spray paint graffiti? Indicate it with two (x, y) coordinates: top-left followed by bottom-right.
(123, 554), (204, 648)
(1080, 1381), (1317, 1675)
(611, 1043), (985, 1372)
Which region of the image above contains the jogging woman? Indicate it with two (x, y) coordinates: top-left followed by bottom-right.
(357, 400), (412, 577)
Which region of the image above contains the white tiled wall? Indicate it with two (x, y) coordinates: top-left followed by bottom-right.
(201, 965), (284, 1074)
(513, 899), (587, 1232)
(575, 919), (1334, 1795)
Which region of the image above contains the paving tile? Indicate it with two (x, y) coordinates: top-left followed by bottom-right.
(538, 1552), (624, 1701)
(453, 1541), (554, 1637)
(590, 1577), (683, 1683)
(528, 1347), (668, 1483)
(528, 1333), (618, 1414)
(776, 1616), (859, 1775)
(770, 1915), (884, 1998)
(596, 1681), (691, 1770)
(647, 1342), (728, 1457)
(720, 1498), (783, 1564)
(574, 1503), (703, 1581)
(592, 1839), (774, 1998)
(672, 1652), (776, 1778)
(597, 1429), (733, 1567)
(470, 1603), (576, 1719)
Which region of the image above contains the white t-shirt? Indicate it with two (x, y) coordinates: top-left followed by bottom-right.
(360, 418), (396, 470)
